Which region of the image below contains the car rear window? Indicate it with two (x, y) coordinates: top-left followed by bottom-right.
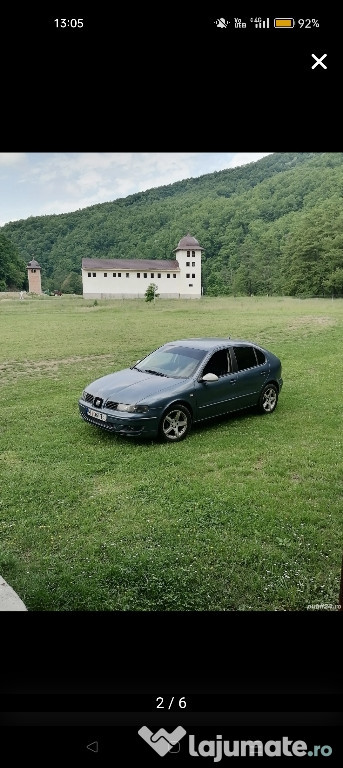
(254, 347), (266, 365)
(233, 346), (258, 371)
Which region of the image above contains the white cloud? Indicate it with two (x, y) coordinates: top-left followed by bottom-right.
(228, 152), (272, 168)
(27, 153), (207, 206)
(0, 153), (27, 166)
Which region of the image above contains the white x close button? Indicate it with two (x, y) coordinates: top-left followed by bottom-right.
(311, 53), (327, 69)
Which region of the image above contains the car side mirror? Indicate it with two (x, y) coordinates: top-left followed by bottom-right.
(201, 372), (219, 382)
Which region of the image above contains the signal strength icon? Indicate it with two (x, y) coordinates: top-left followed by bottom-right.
(251, 17), (269, 28)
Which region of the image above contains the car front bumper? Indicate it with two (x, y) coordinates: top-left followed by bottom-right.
(78, 400), (159, 438)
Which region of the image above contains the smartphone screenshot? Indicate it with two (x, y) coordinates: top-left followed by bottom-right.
(1, 8), (342, 765)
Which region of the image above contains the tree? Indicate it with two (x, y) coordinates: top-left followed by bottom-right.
(61, 271), (83, 294)
(145, 283), (159, 303)
(0, 233), (26, 290)
(323, 268), (343, 297)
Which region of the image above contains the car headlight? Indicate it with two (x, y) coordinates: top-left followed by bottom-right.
(116, 403), (149, 413)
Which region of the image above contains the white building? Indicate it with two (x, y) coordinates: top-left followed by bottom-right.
(81, 233), (203, 299)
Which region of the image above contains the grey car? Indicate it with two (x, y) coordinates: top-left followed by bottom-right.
(79, 337), (283, 443)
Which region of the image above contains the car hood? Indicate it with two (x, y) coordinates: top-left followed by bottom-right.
(85, 367), (188, 404)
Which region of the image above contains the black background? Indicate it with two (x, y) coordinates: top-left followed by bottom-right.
(1, 9), (338, 147)
(3, 611), (342, 701)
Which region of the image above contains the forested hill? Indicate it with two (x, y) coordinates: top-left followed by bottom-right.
(1, 151), (343, 297)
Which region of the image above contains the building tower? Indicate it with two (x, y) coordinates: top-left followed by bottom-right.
(27, 258), (42, 294)
(173, 233), (204, 298)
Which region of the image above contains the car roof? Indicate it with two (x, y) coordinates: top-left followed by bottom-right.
(163, 338), (262, 350)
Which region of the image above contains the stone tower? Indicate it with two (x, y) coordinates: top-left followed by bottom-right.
(27, 258), (42, 294)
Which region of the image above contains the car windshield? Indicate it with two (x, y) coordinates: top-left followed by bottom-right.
(135, 345), (207, 378)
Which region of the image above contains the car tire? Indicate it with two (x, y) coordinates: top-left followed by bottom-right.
(258, 383), (278, 414)
(159, 404), (192, 442)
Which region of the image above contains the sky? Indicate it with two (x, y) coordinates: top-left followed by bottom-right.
(0, 152), (273, 228)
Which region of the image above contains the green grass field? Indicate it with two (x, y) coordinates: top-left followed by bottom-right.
(0, 294), (341, 611)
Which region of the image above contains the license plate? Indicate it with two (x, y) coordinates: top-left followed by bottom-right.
(88, 408), (107, 422)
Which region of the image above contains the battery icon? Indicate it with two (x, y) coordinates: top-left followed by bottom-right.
(274, 18), (294, 27)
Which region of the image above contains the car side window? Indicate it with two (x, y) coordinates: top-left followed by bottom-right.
(233, 346), (258, 371)
(202, 349), (230, 378)
(254, 347), (266, 365)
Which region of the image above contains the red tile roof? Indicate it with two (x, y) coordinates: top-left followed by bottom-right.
(82, 258), (179, 271)
(174, 234), (204, 250)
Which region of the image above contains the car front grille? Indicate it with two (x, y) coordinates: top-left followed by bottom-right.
(105, 400), (118, 411)
(84, 392), (118, 411)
